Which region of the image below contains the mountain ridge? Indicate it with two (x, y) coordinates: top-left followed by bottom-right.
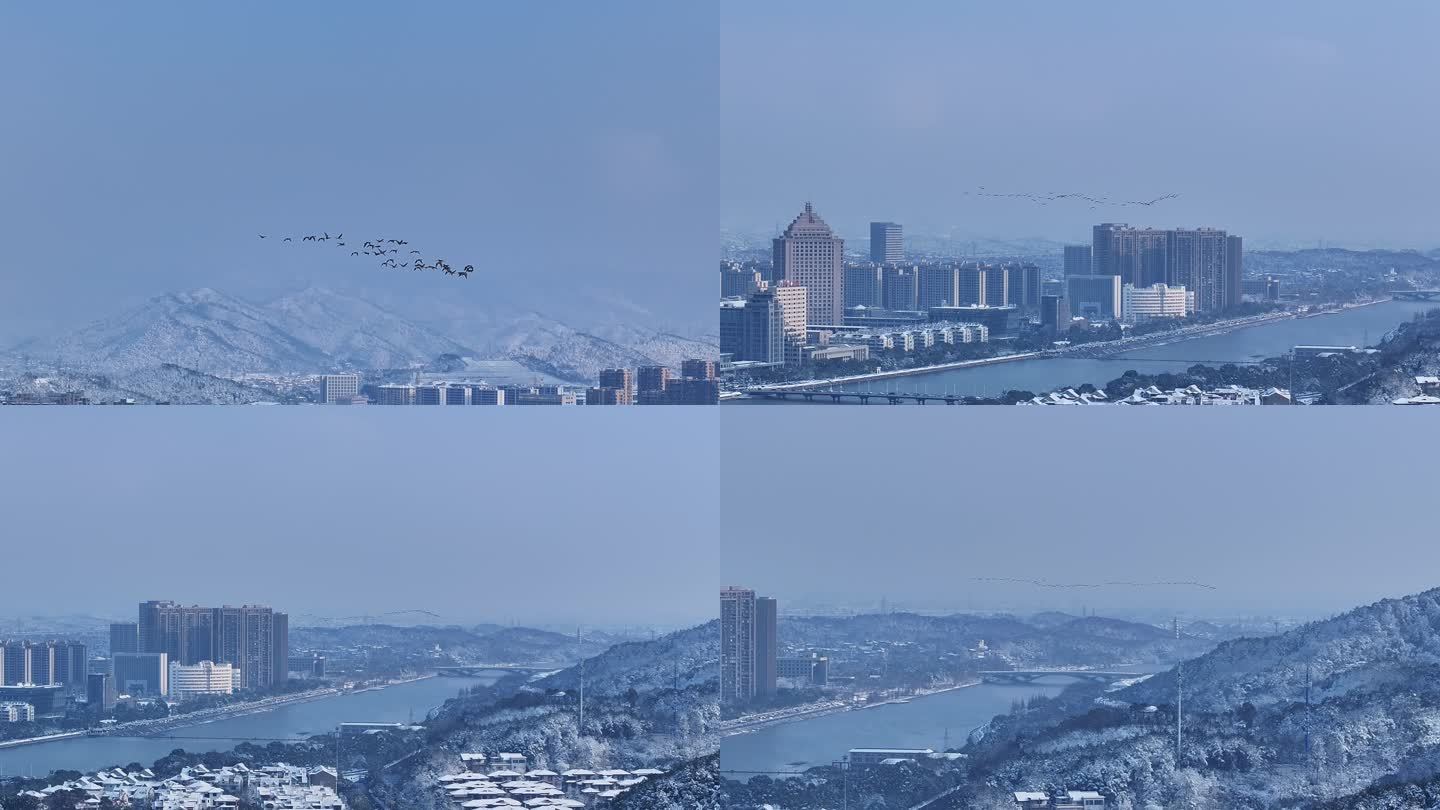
(5, 286), (718, 398)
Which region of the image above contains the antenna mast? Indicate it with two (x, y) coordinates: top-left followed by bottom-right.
(1174, 617), (1183, 763)
(577, 626), (585, 737)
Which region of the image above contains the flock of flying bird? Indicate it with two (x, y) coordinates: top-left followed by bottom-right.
(257, 232), (474, 278)
(971, 576), (1218, 591)
(963, 188), (1181, 209)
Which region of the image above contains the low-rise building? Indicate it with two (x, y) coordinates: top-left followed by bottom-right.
(848, 748), (934, 767)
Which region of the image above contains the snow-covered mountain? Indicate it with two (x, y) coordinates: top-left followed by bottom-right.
(34, 288), (336, 376)
(9, 286), (718, 396)
(540, 620), (718, 696)
(1123, 587), (1440, 713)
(958, 587), (1440, 808)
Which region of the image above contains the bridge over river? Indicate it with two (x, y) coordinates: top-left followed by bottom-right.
(978, 669), (1142, 685)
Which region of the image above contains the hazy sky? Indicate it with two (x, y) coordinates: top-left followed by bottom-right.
(1, 410), (717, 629)
(722, 1), (1440, 249)
(0, 2), (716, 342)
(721, 409), (1438, 620)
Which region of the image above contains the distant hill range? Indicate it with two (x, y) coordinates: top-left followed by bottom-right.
(289, 623), (620, 668)
(1247, 247), (1440, 275)
(780, 611), (1218, 668)
(3, 286), (716, 402)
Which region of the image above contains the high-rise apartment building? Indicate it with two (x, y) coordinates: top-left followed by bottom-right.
(1092, 223), (1241, 313)
(319, 375), (360, 404)
(984, 267), (1010, 308)
(1092, 223), (1170, 288)
(774, 203), (844, 326)
(958, 266), (985, 306)
(597, 369), (634, 404)
(721, 266), (762, 298)
(138, 601), (288, 691)
(917, 265), (959, 310)
(773, 282), (808, 365)
(720, 586), (779, 704)
(374, 385), (416, 405)
(957, 265), (1010, 307)
(636, 366), (670, 397)
(869, 222), (902, 264)
(0, 641), (87, 688)
(1006, 263), (1043, 312)
(720, 587), (757, 704)
(844, 265), (883, 309)
(1167, 228), (1229, 314)
(110, 623), (139, 655)
(1226, 235), (1244, 309)
(755, 597), (778, 698)
(680, 359), (716, 380)
(1063, 245), (1093, 276)
(881, 266), (918, 311)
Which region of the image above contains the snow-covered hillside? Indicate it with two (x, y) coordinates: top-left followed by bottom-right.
(6, 286), (718, 399)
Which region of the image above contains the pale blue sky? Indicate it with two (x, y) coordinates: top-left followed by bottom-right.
(0, 2), (716, 342)
(721, 408), (1440, 619)
(722, 1), (1440, 249)
(0, 409), (717, 628)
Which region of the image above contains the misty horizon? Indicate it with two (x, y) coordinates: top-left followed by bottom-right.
(722, 0), (1440, 248)
(1, 409), (718, 627)
(721, 408), (1440, 618)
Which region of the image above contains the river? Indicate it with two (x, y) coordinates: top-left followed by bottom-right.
(721, 678), (1067, 777)
(722, 666), (1174, 777)
(739, 300), (1436, 401)
(0, 675), (495, 778)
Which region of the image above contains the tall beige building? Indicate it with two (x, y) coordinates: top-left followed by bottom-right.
(773, 203), (844, 327)
(772, 282), (808, 365)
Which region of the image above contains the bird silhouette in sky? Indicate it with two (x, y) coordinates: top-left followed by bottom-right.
(964, 189), (1180, 208)
(262, 230), (475, 280)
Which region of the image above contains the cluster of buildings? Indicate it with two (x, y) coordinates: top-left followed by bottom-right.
(721, 207), (1250, 373)
(439, 752), (667, 808)
(18, 763), (344, 810)
(0, 639), (89, 719)
(1057, 223), (1243, 325)
(318, 361), (718, 406)
(1013, 790), (1106, 809)
(720, 587), (827, 705)
(1022, 385), (1296, 406)
(586, 360), (719, 405)
(84, 601), (291, 708)
(721, 206), (1003, 371)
